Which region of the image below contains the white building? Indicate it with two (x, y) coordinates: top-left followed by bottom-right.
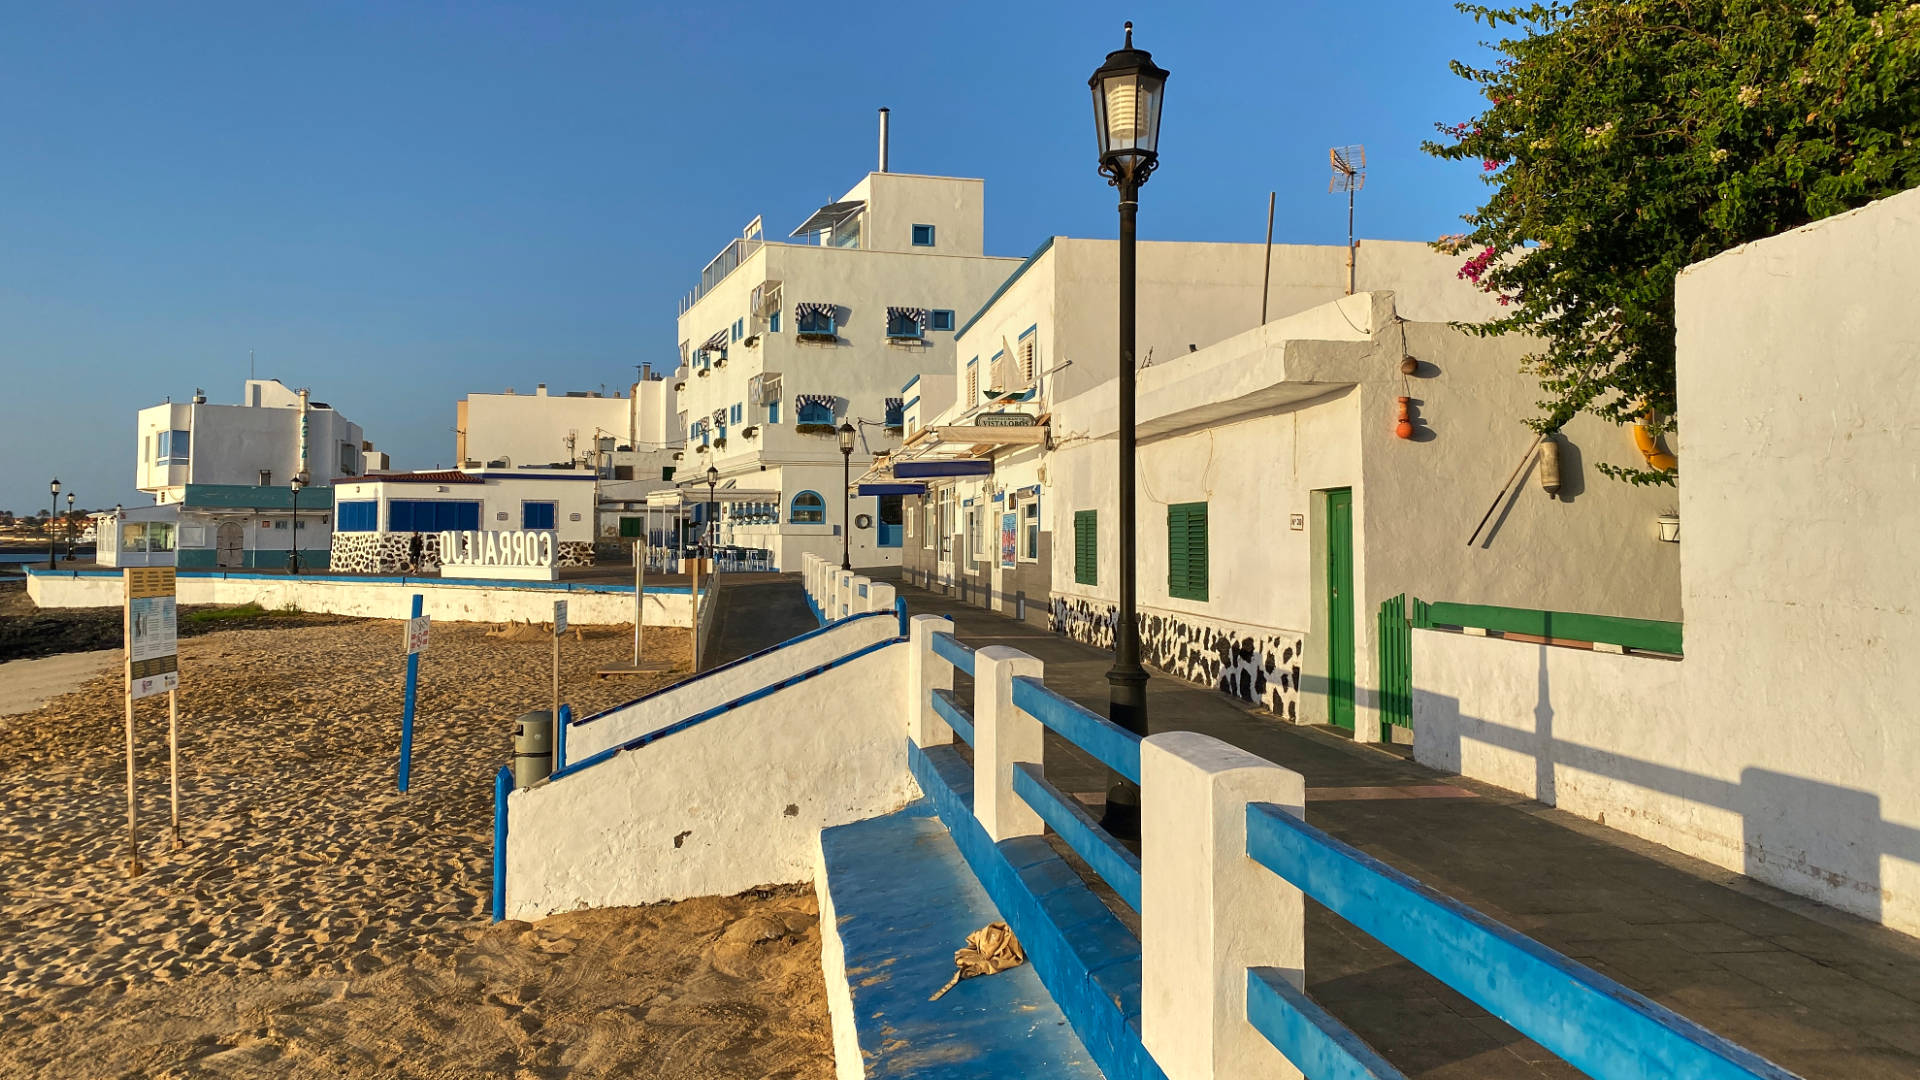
(328, 467), (598, 574)
(669, 139), (1025, 571)
(130, 379), (378, 569)
(457, 374), (684, 547)
(890, 238), (1679, 734)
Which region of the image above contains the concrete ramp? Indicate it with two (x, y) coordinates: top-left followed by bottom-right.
(816, 799), (1104, 1080)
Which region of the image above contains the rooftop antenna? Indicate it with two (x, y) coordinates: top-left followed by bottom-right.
(249, 348), (255, 381)
(1329, 144), (1367, 294)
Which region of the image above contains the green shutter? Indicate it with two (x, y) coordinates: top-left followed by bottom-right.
(1167, 502), (1209, 601)
(618, 516), (643, 538)
(1073, 510), (1097, 586)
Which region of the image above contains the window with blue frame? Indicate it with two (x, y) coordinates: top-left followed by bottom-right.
(911, 224), (936, 247)
(884, 399), (904, 428)
(768, 400), (781, 424)
(886, 307), (927, 340)
(522, 501), (557, 530)
(732, 318), (744, 342)
(337, 500), (378, 532)
(929, 309), (955, 332)
(768, 310), (781, 333)
(387, 500), (482, 532)
(731, 403), (743, 424)
(797, 399), (833, 426)
(789, 490), (826, 524)
(796, 303), (836, 336)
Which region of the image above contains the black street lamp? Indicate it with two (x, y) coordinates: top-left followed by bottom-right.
(64, 492), (76, 561)
(288, 474), (306, 574)
(705, 464), (719, 573)
(1090, 21), (1168, 840)
(47, 478), (60, 570)
(837, 422), (856, 571)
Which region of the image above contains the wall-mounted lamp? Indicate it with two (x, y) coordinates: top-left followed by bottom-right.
(1656, 512), (1680, 543)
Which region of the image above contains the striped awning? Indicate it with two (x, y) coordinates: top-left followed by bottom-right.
(884, 397), (904, 411)
(703, 330), (730, 352)
(795, 302), (836, 320)
(887, 307), (929, 329)
(795, 393), (837, 410)
(712, 408), (728, 426)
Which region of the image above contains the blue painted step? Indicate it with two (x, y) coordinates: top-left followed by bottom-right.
(817, 798), (1106, 1079)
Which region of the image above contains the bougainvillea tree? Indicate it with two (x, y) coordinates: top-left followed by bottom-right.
(1427, 1), (1920, 482)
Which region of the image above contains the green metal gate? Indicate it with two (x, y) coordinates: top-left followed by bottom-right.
(1376, 593), (1418, 733)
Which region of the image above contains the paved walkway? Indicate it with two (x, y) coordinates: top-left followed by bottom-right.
(893, 580), (1920, 1080)
(702, 577), (822, 670)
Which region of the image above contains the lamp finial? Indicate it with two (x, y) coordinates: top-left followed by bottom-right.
(1123, 20), (1133, 47)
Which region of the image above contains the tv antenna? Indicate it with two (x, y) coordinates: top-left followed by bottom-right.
(1329, 144), (1366, 294)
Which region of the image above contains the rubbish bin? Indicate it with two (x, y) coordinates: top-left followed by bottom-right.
(513, 710), (553, 789)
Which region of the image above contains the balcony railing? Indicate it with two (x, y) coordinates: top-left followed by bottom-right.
(679, 234), (764, 315)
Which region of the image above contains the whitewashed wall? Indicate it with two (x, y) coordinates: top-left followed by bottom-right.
(27, 571), (696, 627)
(505, 640), (916, 917)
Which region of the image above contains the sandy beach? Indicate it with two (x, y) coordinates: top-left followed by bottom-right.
(0, 615), (834, 1079)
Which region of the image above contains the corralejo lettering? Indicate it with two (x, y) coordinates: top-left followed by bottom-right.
(438, 530), (557, 569)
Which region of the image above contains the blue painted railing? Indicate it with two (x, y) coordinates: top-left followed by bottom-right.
(1012, 763), (1141, 912)
(1244, 803), (1800, 1080)
(1010, 675), (1141, 784)
(929, 687), (976, 745)
(1247, 968), (1404, 1079)
(491, 765), (511, 922)
(895, 597), (909, 637)
(554, 703), (572, 770)
(929, 631), (976, 677)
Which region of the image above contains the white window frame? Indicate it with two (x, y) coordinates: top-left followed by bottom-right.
(1021, 498), (1040, 562)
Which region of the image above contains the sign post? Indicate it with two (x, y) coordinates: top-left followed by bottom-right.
(633, 540), (645, 666)
(399, 594), (428, 792)
(552, 599), (568, 719)
(690, 557), (702, 673)
(124, 567), (180, 873)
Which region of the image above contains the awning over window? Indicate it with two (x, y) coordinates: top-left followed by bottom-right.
(789, 200), (865, 237)
(887, 306), (928, 329)
(884, 397), (904, 411)
(712, 408), (728, 426)
(702, 330), (730, 352)
(858, 483), (927, 496)
(894, 460), (993, 478)
(795, 302), (837, 321)
(795, 393), (837, 410)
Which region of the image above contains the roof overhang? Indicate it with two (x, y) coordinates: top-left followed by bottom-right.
(894, 460), (993, 479)
(790, 200), (866, 237)
(932, 425), (1047, 446)
(857, 483), (928, 496)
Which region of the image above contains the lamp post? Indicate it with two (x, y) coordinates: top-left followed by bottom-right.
(705, 464), (719, 573)
(837, 422), (856, 571)
(65, 492), (76, 561)
(47, 478), (60, 569)
(288, 473), (307, 574)
(1090, 21), (1168, 839)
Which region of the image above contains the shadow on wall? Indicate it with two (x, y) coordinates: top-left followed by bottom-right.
(1418, 645), (1920, 926)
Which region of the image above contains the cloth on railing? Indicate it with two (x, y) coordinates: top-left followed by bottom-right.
(703, 329), (730, 352)
(929, 922), (1026, 1001)
(795, 302), (836, 321)
(712, 408), (728, 426)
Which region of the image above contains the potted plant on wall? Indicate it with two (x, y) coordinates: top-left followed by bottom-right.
(1656, 508), (1680, 542)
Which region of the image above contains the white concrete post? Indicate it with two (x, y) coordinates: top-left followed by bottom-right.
(1141, 731), (1306, 1080)
(868, 582), (896, 616)
(836, 571), (854, 620)
(852, 575), (872, 613)
(972, 646), (1045, 842)
(907, 614), (955, 747)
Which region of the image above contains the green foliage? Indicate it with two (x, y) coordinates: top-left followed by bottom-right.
(185, 602), (276, 624)
(1428, 0), (1920, 483)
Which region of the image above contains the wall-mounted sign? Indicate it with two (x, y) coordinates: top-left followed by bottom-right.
(1289, 514), (1305, 531)
(977, 412), (1037, 427)
(553, 600), (568, 636)
(438, 529), (557, 569)
(404, 616), (431, 656)
(1000, 512), (1018, 568)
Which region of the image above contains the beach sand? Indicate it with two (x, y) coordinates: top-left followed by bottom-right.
(0, 618), (834, 1079)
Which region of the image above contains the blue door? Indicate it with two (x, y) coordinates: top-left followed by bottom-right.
(876, 495), (904, 548)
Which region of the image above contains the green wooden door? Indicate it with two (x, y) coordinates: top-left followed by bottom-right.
(1326, 489), (1356, 730)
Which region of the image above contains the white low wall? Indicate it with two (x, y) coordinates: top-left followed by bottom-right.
(504, 640), (916, 917)
(1409, 630), (1920, 932)
(26, 570), (696, 628)
(566, 611), (901, 762)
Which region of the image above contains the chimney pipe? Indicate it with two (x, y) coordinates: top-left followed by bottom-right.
(878, 107), (890, 173)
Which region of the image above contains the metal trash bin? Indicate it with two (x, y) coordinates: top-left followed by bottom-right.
(513, 710), (554, 789)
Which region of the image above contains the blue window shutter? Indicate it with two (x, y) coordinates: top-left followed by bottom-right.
(769, 311), (781, 333)
(769, 400), (781, 424)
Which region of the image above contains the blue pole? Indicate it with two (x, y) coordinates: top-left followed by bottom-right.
(555, 703), (571, 771)
(896, 596), (909, 638)
(399, 593), (423, 792)
(491, 765), (511, 922)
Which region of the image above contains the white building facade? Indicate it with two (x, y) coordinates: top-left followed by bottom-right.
(131, 379), (377, 570)
(327, 468), (598, 574)
(671, 168), (1024, 571)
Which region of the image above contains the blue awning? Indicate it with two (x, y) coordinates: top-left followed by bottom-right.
(894, 460), (993, 478)
(858, 483), (927, 496)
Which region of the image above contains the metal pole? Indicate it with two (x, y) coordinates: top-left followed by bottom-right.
(288, 486), (300, 574)
(168, 689), (181, 848)
(48, 491), (56, 570)
(691, 557), (702, 672)
(1347, 186), (1356, 295)
(840, 448), (852, 571)
(1260, 190), (1275, 324)
(1103, 168), (1148, 840)
(399, 593), (422, 791)
(551, 615), (561, 720)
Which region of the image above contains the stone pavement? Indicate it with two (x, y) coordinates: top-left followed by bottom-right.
(888, 580), (1920, 1080)
(701, 576), (823, 669)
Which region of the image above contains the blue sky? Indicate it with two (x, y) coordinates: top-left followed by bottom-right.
(0, 1), (1495, 516)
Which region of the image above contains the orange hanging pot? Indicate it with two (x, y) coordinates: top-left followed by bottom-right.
(1394, 396), (1414, 440)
